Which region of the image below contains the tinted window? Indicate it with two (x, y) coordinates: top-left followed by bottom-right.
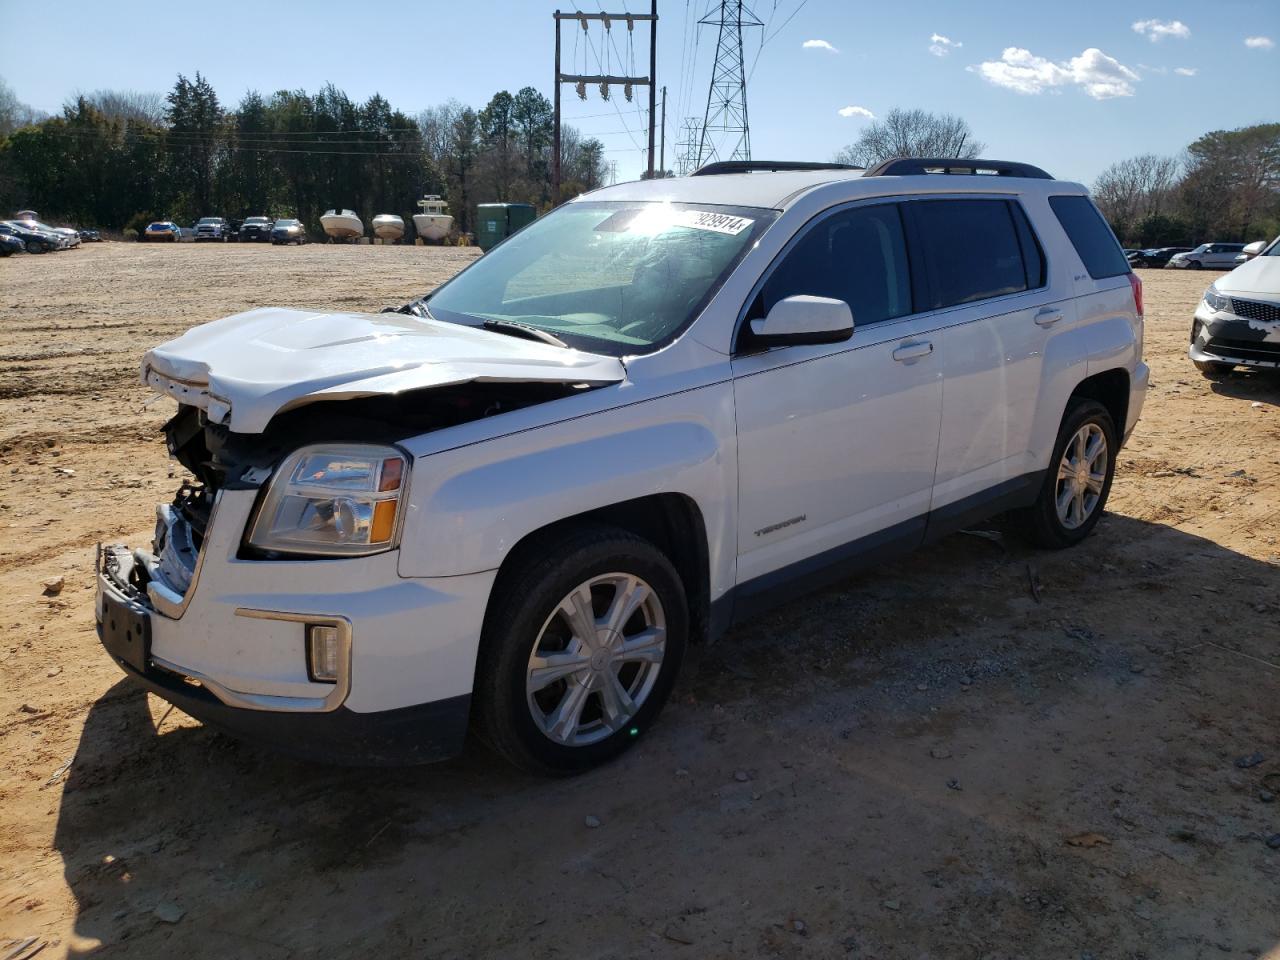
(910, 199), (1031, 308)
(760, 203), (912, 326)
(1049, 195), (1130, 279)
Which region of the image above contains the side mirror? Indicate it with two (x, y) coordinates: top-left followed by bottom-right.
(749, 295), (853, 347)
(1241, 240), (1266, 260)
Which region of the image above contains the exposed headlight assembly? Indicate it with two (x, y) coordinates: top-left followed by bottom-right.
(248, 444), (408, 557)
(1202, 285), (1230, 314)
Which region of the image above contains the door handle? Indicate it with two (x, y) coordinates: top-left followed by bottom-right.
(1035, 307), (1064, 327)
(892, 340), (933, 362)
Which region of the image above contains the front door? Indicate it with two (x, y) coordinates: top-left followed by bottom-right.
(732, 201), (943, 598)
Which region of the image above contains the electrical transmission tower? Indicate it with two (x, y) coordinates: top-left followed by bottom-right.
(674, 117), (703, 176)
(696, 1), (762, 168)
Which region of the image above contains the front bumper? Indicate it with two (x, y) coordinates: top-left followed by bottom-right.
(1191, 301), (1280, 369)
(95, 488), (496, 764)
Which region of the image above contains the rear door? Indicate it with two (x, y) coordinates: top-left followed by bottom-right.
(904, 196), (1066, 516)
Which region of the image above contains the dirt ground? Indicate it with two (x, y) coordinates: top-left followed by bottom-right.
(0, 242), (1277, 960)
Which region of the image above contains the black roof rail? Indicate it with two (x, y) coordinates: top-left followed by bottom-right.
(863, 157), (1054, 180)
(691, 160), (862, 177)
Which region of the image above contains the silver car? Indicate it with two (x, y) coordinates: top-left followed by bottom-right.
(1167, 242), (1247, 270)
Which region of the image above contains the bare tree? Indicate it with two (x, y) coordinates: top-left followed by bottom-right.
(74, 89), (167, 126)
(1092, 153), (1181, 239)
(834, 109), (984, 168)
(0, 77), (48, 136)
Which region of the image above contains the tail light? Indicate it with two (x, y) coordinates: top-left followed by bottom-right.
(1127, 272), (1144, 318)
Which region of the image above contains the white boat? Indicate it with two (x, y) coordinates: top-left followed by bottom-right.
(413, 195), (453, 243)
(320, 209), (363, 241)
(371, 214), (405, 241)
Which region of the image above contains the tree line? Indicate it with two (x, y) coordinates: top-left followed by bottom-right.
(0, 74), (611, 238)
(1091, 123), (1279, 247)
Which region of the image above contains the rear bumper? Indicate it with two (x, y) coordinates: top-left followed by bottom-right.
(1125, 360), (1150, 443)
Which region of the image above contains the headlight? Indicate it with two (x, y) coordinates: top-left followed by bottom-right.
(247, 444), (408, 557)
(1202, 285), (1230, 313)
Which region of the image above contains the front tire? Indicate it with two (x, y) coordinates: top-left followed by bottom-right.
(474, 525), (688, 775)
(24, 239), (46, 254)
(1015, 399), (1117, 549)
(1188, 260), (1203, 270)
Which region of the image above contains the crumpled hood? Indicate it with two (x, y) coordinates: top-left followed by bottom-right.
(1219, 255), (1280, 297)
(142, 307), (626, 434)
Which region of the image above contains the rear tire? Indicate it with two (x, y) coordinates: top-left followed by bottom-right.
(474, 525), (688, 776)
(1014, 399), (1117, 549)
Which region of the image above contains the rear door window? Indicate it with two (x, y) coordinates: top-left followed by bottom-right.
(1048, 195), (1130, 279)
(758, 202), (913, 326)
(907, 198), (1035, 309)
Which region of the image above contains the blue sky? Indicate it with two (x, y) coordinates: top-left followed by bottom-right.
(2, 0), (1276, 185)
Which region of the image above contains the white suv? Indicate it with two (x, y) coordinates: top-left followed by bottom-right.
(97, 158), (1149, 773)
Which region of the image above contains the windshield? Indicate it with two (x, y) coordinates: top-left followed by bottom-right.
(275, 219), (298, 227)
(246, 217), (270, 224)
(426, 200), (776, 356)
(198, 218), (221, 225)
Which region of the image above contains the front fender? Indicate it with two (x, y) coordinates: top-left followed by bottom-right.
(396, 384), (738, 598)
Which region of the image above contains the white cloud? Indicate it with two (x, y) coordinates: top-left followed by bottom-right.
(971, 46), (1140, 100)
(1244, 36), (1274, 49)
(837, 105), (874, 119)
(1174, 66), (1198, 76)
(802, 39), (839, 53)
(1132, 19), (1191, 42)
(928, 33), (962, 57)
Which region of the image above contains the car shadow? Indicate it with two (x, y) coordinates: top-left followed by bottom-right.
(52, 513), (1280, 957)
(1207, 367), (1280, 407)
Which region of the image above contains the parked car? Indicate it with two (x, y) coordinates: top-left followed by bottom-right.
(1166, 243), (1246, 269)
(195, 217), (230, 241)
(143, 221), (181, 242)
(97, 157), (1148, 773)
(239, 216), (274, 242)
(1190, 234), (1280, 375)
(78, 228), (102, 242)
(0, 220), (61, 253)
(13, 218), (78, 249)
(270, 218), (308, 245)
(1128, 246), (1191, 268)
(0, 233), (24, 256)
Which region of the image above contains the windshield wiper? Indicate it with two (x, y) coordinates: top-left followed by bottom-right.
(481, 318), (568, 348)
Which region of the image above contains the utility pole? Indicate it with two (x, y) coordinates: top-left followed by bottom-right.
(553, 7), (659, 198)
(646, 0), (657, 179)
(697, 0), (762, 167)
(659, 85), (667, 175)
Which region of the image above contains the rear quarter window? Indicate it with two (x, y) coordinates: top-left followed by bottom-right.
(1049, 195), (1130, 279)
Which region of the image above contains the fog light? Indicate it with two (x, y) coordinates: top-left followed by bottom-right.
(306, 624), (341, 683)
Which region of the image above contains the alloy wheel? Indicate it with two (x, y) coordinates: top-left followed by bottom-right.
(525, 573), (667, 747)
(1055, 423), (1108, 530)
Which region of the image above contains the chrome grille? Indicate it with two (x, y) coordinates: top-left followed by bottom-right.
(1230, 297), (1280, 324)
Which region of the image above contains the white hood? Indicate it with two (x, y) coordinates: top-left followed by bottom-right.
(142, 307), (626, 434)
(1220, 255), (1280, 297)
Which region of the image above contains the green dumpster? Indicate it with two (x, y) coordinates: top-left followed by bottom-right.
(475, 203), (536, 251)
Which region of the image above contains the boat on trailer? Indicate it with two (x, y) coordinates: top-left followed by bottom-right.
(371, 214), (405, 241)
(413, 195), (453, 243)
(320, 209), (363, 241)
